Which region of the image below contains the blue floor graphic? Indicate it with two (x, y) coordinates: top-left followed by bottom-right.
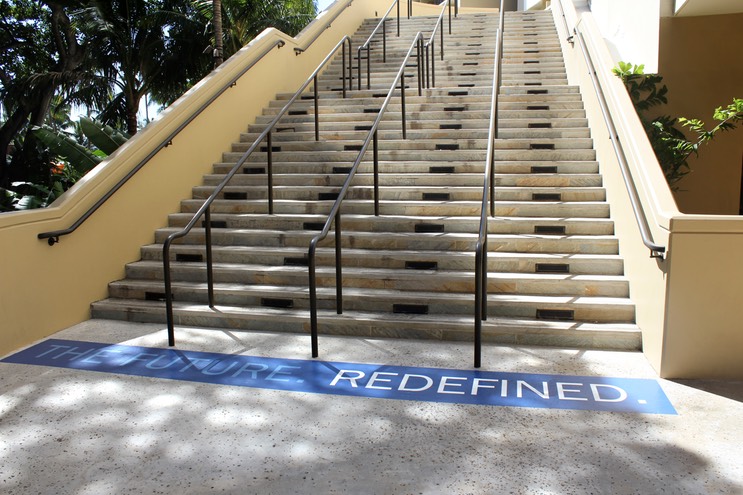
(2, 339), (676, 414)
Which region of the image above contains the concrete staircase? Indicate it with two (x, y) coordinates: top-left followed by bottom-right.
(92, 10), (641, 351)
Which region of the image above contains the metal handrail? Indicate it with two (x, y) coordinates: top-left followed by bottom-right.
(294, 0), (355, 54)
(473, 0), (504, 369)
(163, 36), (354, 346)
(38, 39), (287, 246)
(572, 23), (665, 259)
(423, 0), (454, 89)
(308, 33), (425, 358)
(357, 0), (402, 90)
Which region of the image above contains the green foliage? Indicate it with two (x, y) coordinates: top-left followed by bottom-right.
(79, 116), (130, 155)
(32, 125), (103, 174)
(613, 62), (743, 188)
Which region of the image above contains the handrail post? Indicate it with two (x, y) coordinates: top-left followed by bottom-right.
(425, 45), (430, 88)
(383, 20), (387, 64)
(314, 75), (320, 141)
(204, 207), (215, 308)
(309, 240), (319, 357)
(431, 40), (436, 87)
(357, 47), (362, 91)
(440, 18), (444, 61)
(474, 245), (483, 368)
(335, 212), (343, 313)
(267, 131), (274, 214)
(397, 0), (400, 36)
(342, 42), (347, 98)
(448, 0), (452, 34)
(366, 45), (371, 90)
(401, 71), (407, 139)
(164, 242), (175, 346)
(373, 130), (380, 216)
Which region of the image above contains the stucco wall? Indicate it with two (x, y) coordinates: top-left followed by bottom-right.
(658, 14), (743, 215)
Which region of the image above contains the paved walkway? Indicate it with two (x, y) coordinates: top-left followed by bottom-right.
(1, 320), (741, 494)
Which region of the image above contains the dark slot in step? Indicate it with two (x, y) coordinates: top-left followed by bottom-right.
(536, 263), (570, 274)
(440, 124), (462, 130)
(530, 143), (555, 150)
(300, 95), (316, 100)
(448, 91), (468, 96)
(468, 43), (482, 46)
(288, 110), (308, 115)
(524, 70), (541, 75)
(393, 304), (429, 315)
(525, 33), (538, 36)
(527, 89), (549, 94)
(536, 309), (575, 321)
(318, 192), (339, 200)
(202, 220), (227, 228)
(284, 256), (309, 266)
(436, 144), (460, 151)
(532, 193), (562, 201)
(355, 125), (372, 131)
(527, 105), (550, 110)
(531, 165), (558, 173)
(525, 50), (540, 54)
(244, 167), (266, 174)
(276, 127), (295, 133)
(458, 83), (476, 88)
(224, 192), (248, 200)
(528, 123), (553, 129)
(363, 108), (381, 113)
(423, 192), (451, 201)
(415, 223), (445, 233)
(330, 88), (344, 92)
(303, 221), (325, 230)
(444, 106), (466, 112)
(333, 166), (353, 174)
(145, 292), (168, 302)
(534, 225), (566, 235)
(262, 298), (294, 309)
(373, 93), (387, 98)
(523, 18), (536, 21)
(344, 144), (363, 151)
(525, 82), (543, 86)
(524, 41), (538, 45)
(430, 166), (455, 173)
(524, 60), (540, 64)
(405, 261), (438, 270)
(463, 62), (479, 66)
(465, 52), (481, 56)
(259, 146), (281, 152)
(176, 253), (204, 263)
(459, 73), (478, 77)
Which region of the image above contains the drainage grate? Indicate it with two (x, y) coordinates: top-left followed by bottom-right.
(524, 70), (541, 75)
(527, 89), (549, 95)
(459, 73), (478, 77)
(527, 105), (550, 110)
(458, 83), (475, 88)
(530, 143), (555, 150)
(430, 166), (455, 173)
(259, 146), (281, 153)
(393, 304), (429, 315)
(532, 193), (562, 201)
(276, 127), (295, 133)
(243, 167), (266, 174)
(463, 62), (479, 66)
(303, 221), (325, 230)
(333, 166), (353, 174)
(363, 108), (381, 113)
(300, 95), (316, 100)
(448, 91), (468, 97)
(436, 143), (460, 151)
(415, 223), (445, 233)
(528, 123), (552, 129)
(440, 124), (462, 130)
(355, 125), (372, 131)
(202, 220), (227, 228)
(536, 263), (570, 274)
(536, 309), (575, 321)
(405, 261), (438, 270)
(524, 41), (539, 45)
(531, 165), (558, 173)
(525, 50), (540, 54)
(525, 82), (543, 86)
(224, 192), (248, 200)
(145, 292), (168, 302)
(524, 60), (540, 64)
(284, 257), (309, 266)
(288, 110), (308, 116)
(468, 43), (482, 47)
(465, 52), (481, 56)
(372, 93), (387, 98)
(423, 192), (450, 201)
(318, 192), (339, 200)
(444, 106), (466, 112)
(261, 298), (294, 309)
(176, 253), (203, 263)
(344, 144), (363, 151)
(534, 225), (566, 235)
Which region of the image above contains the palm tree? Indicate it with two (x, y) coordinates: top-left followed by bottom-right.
(213, 0), (223, 67)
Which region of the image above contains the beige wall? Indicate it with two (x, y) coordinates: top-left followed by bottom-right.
(658, 14), (743, 215)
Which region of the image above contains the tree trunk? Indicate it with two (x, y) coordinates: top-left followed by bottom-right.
(213, 0), (223, 67)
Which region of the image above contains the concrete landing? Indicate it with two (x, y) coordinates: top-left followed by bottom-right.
(1, 320), (741, 494)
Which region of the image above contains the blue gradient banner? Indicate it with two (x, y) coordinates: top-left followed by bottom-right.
(2, 339), (676, 414)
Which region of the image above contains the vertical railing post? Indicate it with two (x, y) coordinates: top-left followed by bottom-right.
(417, 37), (423, 95)
(425, 45), (430, 88)
(357, 47), (362, 91)
(449, 0), (452, 34)
(401, 71), (407, 139)
(373, 130), (380, 216)
(366, 46), (371, 89)
(204, 207), (215, 308)
(335, 211), (343, 313)
(164, 243), (175, 346)
(314, 75), (320, 141)
(396, 0), (400, 36)
(474, 246), (483, 368)
(383, 20), (387, 63)
(431, 40), (436, 87)
(309, 242), (319, 358)
(440, 18), (445, 61)
(267, 131), (274, 214)
(342, 42), (347, 98)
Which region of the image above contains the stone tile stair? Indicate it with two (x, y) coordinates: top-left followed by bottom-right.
(91, 9), (641, 352)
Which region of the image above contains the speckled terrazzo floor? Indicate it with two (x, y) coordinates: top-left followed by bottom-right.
(1, 320), (741, 495)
